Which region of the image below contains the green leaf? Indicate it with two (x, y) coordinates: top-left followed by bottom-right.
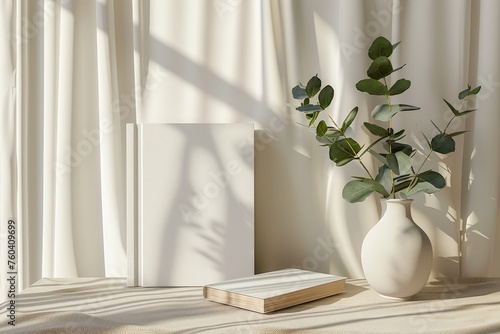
(399, 104), (420, 111)
(469, 86), (481, 95)
(329, 138), (361, 166)
(458, 109), (477, 116)
(390, 142), (413, 156)
(418, 170), (446, 189)
(388, 79), (411, 96)
(402, 182), (437, 198)
(393, 180), (412, 193)
(458, 86), (470, 100)
(341, 107), (359, 132)
(318, 85), (334, 109)
(342, 180), (375, 203)
(316, 120), (328, 137)
(308, 111), (319, 126)
(364, 122), (389, 137)
(391, 64), (406, 73)
(404, 171), (446, 198)
(368, 36), (394, 60)
(386, 151), (412, 175)
(392, 129), (404, 137)
(430, 120), (442, 133)
(356, 79), (388, 95)
(296, 104), (323, 113)
(336, 157), (355, 166)
(306, 76), (321, 98)
(367, 57), (394, 80)
(363, 179), (390, 197)
(447, 130), (468, 138)
(457, 85), (481, 99)
(371, 104), (399, 121)
(431, 134), (455, 154)
(369, 149), (388, 165)
(421, 131), (432, 149)
(375, 165), (392, 195)
(443, 99), (459, 116)
(292, 85), (308, 100)
(316, 129), (342, 144)
(392, 41), (401, 50)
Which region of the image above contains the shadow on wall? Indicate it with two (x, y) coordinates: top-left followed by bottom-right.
(254, 132), (349, 276)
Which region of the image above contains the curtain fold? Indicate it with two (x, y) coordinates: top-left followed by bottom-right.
(1, 0), (499, 301)
(0, 0), (17, 303)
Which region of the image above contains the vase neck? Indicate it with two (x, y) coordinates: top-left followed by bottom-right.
(382, 199), (413, 219)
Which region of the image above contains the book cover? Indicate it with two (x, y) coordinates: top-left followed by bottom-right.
(127, 123), (255, 287)
(203, 268), (346, 313)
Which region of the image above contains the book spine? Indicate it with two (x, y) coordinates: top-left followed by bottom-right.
(126, 124), (138, 287)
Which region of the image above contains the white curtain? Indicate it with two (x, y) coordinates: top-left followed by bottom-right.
(1, 0), (499, 300)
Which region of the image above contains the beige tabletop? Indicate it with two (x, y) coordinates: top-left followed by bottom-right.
(1, 277), (499, 333)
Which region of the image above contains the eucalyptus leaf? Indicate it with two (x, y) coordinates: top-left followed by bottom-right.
(292, 85), (308, 100)
(316, 120), (328, 137)
(421, 131), (431, 149)
(308, 111), (319, 126)
(342, 180), (375, 203)
(364, 122), (389, 137)
(388, 79), (411, 96)
(458, 86), (470, 100)
(469, 86), (481, 95)
(390, 142), (413, 156)
(315, 128), (343, 144)
(459, 109), (477, 116)
(369, 149), (388, 165)
(368, 36), (393, 60)
(371, 104), (399, 121)
(392, 129), (405, 137)
(296, 104), (323, 113)
(342, 107), (359, 132)
(431, 134), (455, 154)
(375, 165), (392, 194)
(367, 57), (394, 80)
(363, 179), (390, 197)
(386, 151), (412, 175)
(398, 104), (420, 111)
(329, 138), (361, 165)
(391, 64), (406, 73)
(336, 157), (355, 166)
(418, 170), (446, 189)
(402, 181), (438, 198)
(447, 130), (468, 138)
(306, 76), (321, 98)
(356, 79), (388, 95)
(443, 99), (459, 116)
(318, 85), (334, 109)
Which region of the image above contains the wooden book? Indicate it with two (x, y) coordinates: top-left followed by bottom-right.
(203, 268), (346, 313)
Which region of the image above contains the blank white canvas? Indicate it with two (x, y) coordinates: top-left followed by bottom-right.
(127, 123), (254, 286)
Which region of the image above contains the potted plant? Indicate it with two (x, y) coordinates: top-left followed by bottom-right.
(291, 36), (480, 299)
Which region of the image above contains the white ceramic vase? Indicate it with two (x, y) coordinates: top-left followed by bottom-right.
(361, 199), (433, 299)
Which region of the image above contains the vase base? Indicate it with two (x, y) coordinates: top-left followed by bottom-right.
(378, 293), (412, 301)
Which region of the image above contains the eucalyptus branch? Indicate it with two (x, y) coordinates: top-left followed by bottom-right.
(291, 36), (481, 203)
